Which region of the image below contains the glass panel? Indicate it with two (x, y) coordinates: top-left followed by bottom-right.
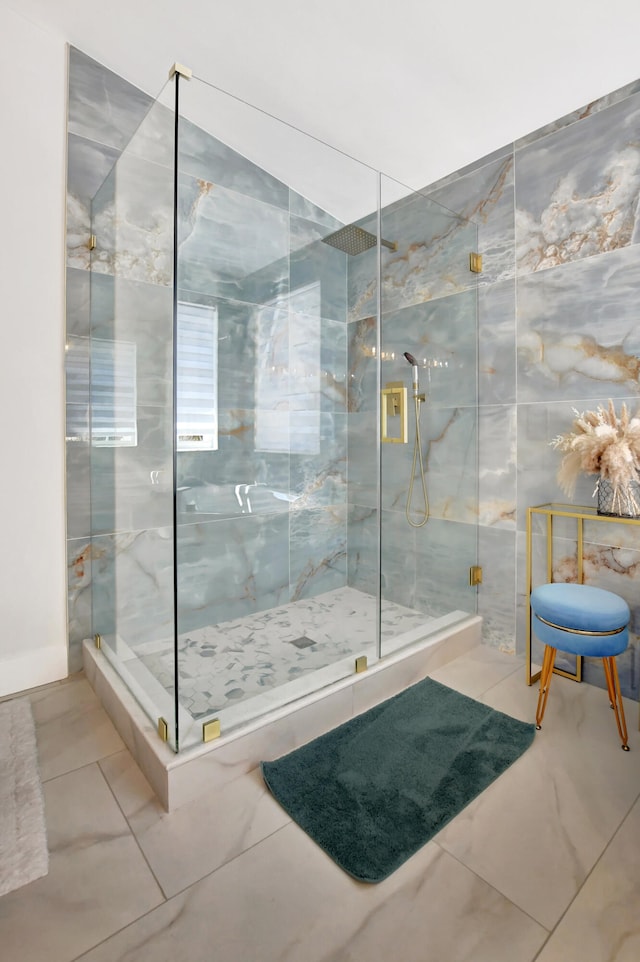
(174, 76), (380, 748)
(378, 175), (479, 657)
(89, 80), (179, 749)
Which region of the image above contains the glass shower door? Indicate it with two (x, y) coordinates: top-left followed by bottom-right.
(378, 175), (479, 657)
(89, 80), (180, 749)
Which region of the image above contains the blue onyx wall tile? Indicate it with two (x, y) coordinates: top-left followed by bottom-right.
(517, 246), (640, 403)
(290, 412), (347, 507)
(66, 267), (91, 337)
(347, 503), (378, 596)
(479, 404), (517, 529)
(68, 47), (153, 150)
(289, 506), (347, 600)
(478, 279), (516, 405)
(515, 90), (640, 275)
(427, 154), (516, 288)
(379, 509), (417, 610)
(413, 518), (478, 619)
(67, 538), (93, 672)
(477, 526), (517, 651)
(68, 133), (120, 203)
(176, 514), (290, 631)
(178, 176), (289, 303)
(289, 214), (348, 322)
(289, 191), (344, 229)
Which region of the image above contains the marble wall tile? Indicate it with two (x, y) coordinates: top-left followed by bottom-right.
(381, 290), (477, 408)
(413, 518), (478, 617)
(178, 175), (289, 303)
(66, 266), (91, 337)
(176, 513), (290, 632)
(346, 503), (378, 595)
(68, 47), (153, 150)
(347, 194), (475, 322)
(379, 509), (417, 609)
(517, 247), (640, 403)
(515, 90), (640, 275)
(67, 537), (93, 672)
(68, 132), (119, 202)
(289, 506), (347, 600)
(478, 279), (516, 405)
(289, 214), (347, 322)
(66, 431), (91, 539)
(427, 154), (516, 287)
(290, 412), (347, 506)
(347, 315), (377, 414)
(67, 192), (91, 270)
(91, 528), (175, 646)
(347, 409), (378, 509)
(478, 526), (517, 652)
(479, 404), (517, 528)
(289, 190), (343, 229)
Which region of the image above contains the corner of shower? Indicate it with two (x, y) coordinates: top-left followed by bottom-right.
(83, 61), (481, 784)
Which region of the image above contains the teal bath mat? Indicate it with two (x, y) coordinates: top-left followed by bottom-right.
(261, 677), (535, 883)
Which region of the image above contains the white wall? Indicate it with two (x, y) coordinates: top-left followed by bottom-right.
(0, 2), (69, 695)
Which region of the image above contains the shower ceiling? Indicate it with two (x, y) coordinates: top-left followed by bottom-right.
(9, 0), (640, 211)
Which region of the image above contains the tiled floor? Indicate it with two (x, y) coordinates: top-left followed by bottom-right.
(1, 645), (640, 961)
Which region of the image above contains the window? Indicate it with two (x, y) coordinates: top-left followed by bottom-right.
(176, 301), (219, 451)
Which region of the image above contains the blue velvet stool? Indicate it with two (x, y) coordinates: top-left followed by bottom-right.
(531, 582), (630, 750)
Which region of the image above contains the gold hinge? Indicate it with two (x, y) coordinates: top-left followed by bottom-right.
(469, 252), (483, 274)
(88, 234), (97, 251)
(93, 633), (102, 649)
(202, 718), (221, 743)
(355, 655), (368, 674)
(168, 62), (193, 80)
(157, 717), (169, 742)
(469, 565), (483, 586)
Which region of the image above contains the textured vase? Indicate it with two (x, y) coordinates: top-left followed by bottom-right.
(596, 476), (640, 518)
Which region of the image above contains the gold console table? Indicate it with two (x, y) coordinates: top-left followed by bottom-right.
(526, 502), (640, 686)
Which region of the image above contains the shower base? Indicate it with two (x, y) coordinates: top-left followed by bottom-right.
(84, 592), (481, 811)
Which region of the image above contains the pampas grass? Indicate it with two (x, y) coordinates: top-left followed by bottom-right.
(551, 400), (640, 500)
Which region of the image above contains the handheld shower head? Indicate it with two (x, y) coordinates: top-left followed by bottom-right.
(403, 351), (419, 391)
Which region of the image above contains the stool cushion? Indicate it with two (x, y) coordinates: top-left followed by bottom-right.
(531, 583), (630, 657)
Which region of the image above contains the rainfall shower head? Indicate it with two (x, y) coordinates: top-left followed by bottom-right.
(322, 224), (397, 256)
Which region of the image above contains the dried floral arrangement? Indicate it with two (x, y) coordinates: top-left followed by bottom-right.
(551, 400), (640, 510)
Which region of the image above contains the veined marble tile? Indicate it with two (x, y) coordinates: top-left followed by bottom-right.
(535, 795), (640, 962)
(515, 78), (640, 151)
(347, 503), (378, 596)
(68, 47), (153, 151)
(289, 412), (347, 506)
(413, 517), (478, 618)
(67, 192), (91, 270)
(436, 666), (640, 931)
(347, 315), (377, 413)
(91, 153), (174, 285)
(73, 819), (545, 962)
(515, 89), (640, 275)
(67, 537), (93, 671)
(0, 762), (163, 962)
(65, 423), (90, 540)
(517, 247), (640, 402)
(177, 175), (289, 303)
(478, 279), (516, 405)
(100, 752), (290, 898)
(347, 408), (378, 509)
(380, 290), (478, 408)
(68, 133), (119, 203)
(290, 213), (348, 322)
(379, 508), (418, 610)
(289, 505), (347, 599)
(176, 512), (290, 632)
(428, 153), (516, 287)
(289, 190), (344, 229)
(429, 644), (521, 698)
(65, 266), (91, 336)
(348, 193), (476, 322)
(477, 526), (517, 652)
(479, 404), (517, 528)
(91, 528), (175, 646)
(29, 677), (124, 781)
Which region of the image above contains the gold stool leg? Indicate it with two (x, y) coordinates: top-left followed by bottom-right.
(536, 645), (557, 730)
(603, 656), (630, 751)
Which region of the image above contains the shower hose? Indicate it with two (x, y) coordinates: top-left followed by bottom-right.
(405, 392), (430, 527)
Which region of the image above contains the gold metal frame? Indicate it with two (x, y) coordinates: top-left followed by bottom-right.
(380, 382), (408, 444)
(526, 502), (640, 686)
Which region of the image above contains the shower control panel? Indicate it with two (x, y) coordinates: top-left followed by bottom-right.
(381, 382), (408, 444)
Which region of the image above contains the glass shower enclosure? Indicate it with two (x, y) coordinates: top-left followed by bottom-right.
(88, 69), (479, 752)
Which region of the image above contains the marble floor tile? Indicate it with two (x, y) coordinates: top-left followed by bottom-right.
(100, 749), (291, 897)
(535, 795), (640, 962)
(75, 821), (546, 962)
(429, 644), (522, 698)
(436, 666), (640, 930)
(0, 763), (164, 962)
(29, 675), (124, 781)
